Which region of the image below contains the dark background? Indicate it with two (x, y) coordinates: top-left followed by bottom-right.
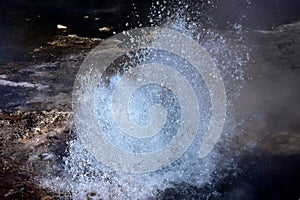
(0, 0), (299, 64)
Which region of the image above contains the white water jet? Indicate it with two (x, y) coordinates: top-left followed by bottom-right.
(39, 1), (249, 199)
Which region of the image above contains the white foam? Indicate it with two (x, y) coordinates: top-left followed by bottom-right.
(0, 79), (49, 90)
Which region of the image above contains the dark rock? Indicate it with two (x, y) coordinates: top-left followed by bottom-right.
(0, 34), (101, 112)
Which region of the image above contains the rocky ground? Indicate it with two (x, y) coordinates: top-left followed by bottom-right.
(0, 33), (101, 199)
(0, 22), (299, 199)
(0, 111), (72, 199)
(0, 33), (102, 111)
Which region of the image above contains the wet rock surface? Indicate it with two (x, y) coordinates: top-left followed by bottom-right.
(0, 34), (96, 199)
(0, 34), (101, 111)
(0, 22), (299, 199)
(0, 110), (72, 199)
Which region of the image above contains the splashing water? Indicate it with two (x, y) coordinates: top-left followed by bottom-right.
(39, 1), (249, 199)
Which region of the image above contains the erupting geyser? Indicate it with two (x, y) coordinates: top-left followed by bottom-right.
(73, 27), (226, 173)
(41, 1), (248, 199)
